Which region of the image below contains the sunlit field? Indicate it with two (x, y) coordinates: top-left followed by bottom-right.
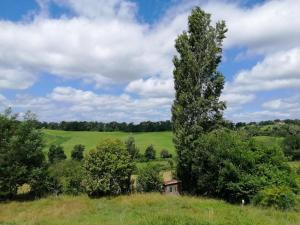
(1, 193), (300, 225)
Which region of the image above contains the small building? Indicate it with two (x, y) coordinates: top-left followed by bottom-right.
(163, 179), (181, 195)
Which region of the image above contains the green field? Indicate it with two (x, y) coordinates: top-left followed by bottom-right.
(1, 193), (299, 225)
(43, 129), (174, 157)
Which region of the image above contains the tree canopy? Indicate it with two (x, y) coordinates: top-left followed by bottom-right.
(172, 7), (227, 192)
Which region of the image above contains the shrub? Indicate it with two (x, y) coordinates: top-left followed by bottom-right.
(190, 129), (298, 203)
(160, 149), (172, 158)
(283, 135), (300, 161)
(83, 139), (135, 197)
(144, 145), (156, 160)
(125, 137), (140, 160)
(48, 160), (84, 195)
(48, 145), (67, 163)
(71, 144), (85, 161)
(137, 164), (163, 192)
(253, 186), (297, 210)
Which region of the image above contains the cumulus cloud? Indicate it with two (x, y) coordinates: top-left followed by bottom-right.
(125, 78), (174, 98)
(5, 86), (172, 122)
(226, 48), (300, 93)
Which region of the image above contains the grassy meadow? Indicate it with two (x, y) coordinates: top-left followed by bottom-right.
(43, 129), (285, 158)
(43, 129), (174, 157)
(1, 193), (300, 225)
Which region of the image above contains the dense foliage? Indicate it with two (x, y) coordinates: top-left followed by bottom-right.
(48, 145), (67, 163)
(71, 144), (85, 161)
(253, 186), (297, 210)
(283, 135), (300, 161)
(125, 137), (140, 160)
(144, 145), (156, 160)
(48, 160), (85, 195)
(83, 139), (134, 197)
(172, 7), (227, 192)
(0, 109), (49, 200)
(160, 149), (172, 158)
(36, 120), (172, 132)
(191, 129), (298, 203)
(136, 164), (163, 192)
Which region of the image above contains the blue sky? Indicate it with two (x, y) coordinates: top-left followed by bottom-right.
(0, 0), (299, 122)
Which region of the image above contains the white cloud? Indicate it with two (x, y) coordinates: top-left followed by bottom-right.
(225, 48), (300, 95)
(7, 86), (172, 122)
(0, 68), (36, 89)
(202, 0), (300, 53)
(125, 78), (174, 98)
(221, 92), (255, 108)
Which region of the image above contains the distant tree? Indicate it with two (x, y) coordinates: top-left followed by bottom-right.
(172, 7), (227, 192)
(48, 145), (67, 163)
(144, 145), (156, 160)
(71, 144), (85, 161)
(160, 149), (172, 158)
(136, 164), (163, 192)
(83, 139), (134, 197)
(0, 109), (50, 200)
(125, 137), (139, 160)
(283, 135), (300, 161)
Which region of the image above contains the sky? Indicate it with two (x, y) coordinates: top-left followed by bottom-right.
(0, 0), (300, 122)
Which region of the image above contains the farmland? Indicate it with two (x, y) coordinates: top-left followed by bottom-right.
(43, 129), (174, 157)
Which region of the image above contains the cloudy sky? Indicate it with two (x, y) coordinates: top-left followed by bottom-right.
(0, 0), (299, 122)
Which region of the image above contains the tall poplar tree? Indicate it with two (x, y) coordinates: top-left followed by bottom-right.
(172, 7), (227, 192)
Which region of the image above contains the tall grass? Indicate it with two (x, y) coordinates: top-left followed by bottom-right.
(1, 194), (299, 225)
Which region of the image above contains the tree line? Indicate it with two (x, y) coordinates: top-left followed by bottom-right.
(35, 120), (172, 132)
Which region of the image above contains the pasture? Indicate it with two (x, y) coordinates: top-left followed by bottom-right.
(1, 193), (299, 225)
(43, 129), (174, 157)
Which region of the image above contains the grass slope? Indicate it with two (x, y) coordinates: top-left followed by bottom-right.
(43, 129), (174, 157)
(1, 194), (300, 225)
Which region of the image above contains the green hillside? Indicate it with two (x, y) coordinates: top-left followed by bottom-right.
(1, 193), (299, 225)
(43, 129), (174, 157)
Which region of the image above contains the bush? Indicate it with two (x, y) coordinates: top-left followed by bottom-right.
(144, 145), (156, 160)
(71, 144), (85, 161)
(160, 149), (172, 158)
(190, 129), (298, 203)
(253, 186), (297, 210)
(283, 135), (300, 161)
(83, 139), (135, 197)
(125, 137), (139, 160)
(137, 164), (163, 192)
(48, 145), (67, 163)
(48, 160), (85, 195)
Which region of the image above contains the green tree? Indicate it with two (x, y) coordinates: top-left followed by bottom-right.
(283, 135), (300, 161)
(125, 136), (139, 160)
(172, 7), (227, 192)
(71, 144), (85, 161)
(136, 164), (163, 192)
(0, 109), (48, 199)
(48, 145), (67, 164)
(144, 145), (156, 160)
(83, 139), (134, 197)
(192, 129), (298, 203)
(160, 149), (172, 158)
(48, 160), (84, 195)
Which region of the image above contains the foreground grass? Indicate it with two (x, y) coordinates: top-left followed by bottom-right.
(43, 129), (174, 157)
(1, 194), (299, 225)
